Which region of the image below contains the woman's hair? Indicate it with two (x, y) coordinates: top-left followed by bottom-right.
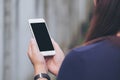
(85, 0), (120, 42)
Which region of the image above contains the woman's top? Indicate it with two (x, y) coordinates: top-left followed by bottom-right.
(57, 39), (120, 80)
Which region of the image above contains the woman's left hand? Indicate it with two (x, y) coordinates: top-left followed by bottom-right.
(27, 38), (48, 75)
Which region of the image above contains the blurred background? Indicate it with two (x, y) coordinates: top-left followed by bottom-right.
(0, 0), (94, 80)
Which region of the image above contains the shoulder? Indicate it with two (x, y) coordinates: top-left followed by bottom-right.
(64, 39), (120, 63)
(62, 40), (106, 64)
(64, 39), (120, 64)
(67, 40), (108, 57)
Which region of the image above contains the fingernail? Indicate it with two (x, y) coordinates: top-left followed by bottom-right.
(31, 38), (35, 44)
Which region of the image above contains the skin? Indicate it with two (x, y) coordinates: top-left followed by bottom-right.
(94, 0), (96, 6)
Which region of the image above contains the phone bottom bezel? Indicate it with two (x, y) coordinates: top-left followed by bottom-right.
(41, 50), (55, 56)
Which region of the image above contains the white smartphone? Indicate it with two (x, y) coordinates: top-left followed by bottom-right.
(28, 18), (55, 56)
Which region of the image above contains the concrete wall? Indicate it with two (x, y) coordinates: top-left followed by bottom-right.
(0, 0), (3, 79)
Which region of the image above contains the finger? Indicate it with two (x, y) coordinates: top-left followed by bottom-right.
(30, 38), (39, 55)
(51, 38), (59, 49)
(51, 38), (62, 51)
(27, 41), (32, 58)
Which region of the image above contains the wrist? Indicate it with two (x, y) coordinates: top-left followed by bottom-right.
(34, 65), (48, 75)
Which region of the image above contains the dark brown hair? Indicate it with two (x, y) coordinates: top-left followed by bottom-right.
(85, 0), (120, 43)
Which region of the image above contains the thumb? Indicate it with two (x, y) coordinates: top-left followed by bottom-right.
(30, 38), (40, 55)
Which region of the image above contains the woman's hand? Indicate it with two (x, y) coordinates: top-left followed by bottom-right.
(27, 39), (48, 75)
(45, 39), (65, 76)
(27, 38), (65, 76)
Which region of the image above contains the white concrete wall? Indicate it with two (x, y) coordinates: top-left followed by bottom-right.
(41, 0), (90, 51)
(0, 0), (3, 79)
(18, 0), (36, 80)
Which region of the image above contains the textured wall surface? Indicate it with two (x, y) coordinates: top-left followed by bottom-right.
(0, 0), (3, 79)
(0, 0), (93, 80)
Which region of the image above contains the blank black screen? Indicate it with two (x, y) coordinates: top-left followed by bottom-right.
(31, 23), (54, 51)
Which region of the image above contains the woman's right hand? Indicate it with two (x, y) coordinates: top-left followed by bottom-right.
(45, 39), (65, 76)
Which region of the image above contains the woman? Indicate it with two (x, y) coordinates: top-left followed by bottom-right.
(28, 0), (120, 80)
